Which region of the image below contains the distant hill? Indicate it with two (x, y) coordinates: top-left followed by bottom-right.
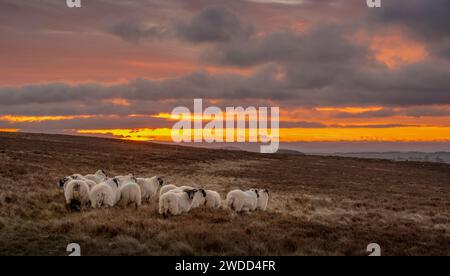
(276, 149), (305, 155)
(330, 152), (450, 164)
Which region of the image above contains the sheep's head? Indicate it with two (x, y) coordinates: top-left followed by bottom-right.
(185, 189), (198, 200)
(250, 189), (260, 198)
(96, 170), (107, 178)
(58, 176), (71, 188)
(113, 178), (120, 188)
(157, 177), (164, 187)
(68, 199), (81, 212)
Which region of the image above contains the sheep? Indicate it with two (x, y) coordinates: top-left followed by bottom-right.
(202, 190), (222, 209)
(117, 182), (142, 209)
(70, 174), (97, 189)
(84, 170), (107, 184)
(114, 174), (137, 187)
(256, 189), (270, 211)
(159, 189), (200, 217)
(226, 189), (259, 213)
(62, 179), (90, 212)
(137, 176), (164, 202)
(159, 184), (178, 196)
(89, 178), (119, 208)
(166, 186), (205, 208)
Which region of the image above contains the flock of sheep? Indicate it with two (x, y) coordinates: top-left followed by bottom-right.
(58, 170), (270, 217)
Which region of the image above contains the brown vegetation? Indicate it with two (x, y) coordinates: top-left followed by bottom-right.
(0, 132), (449, 256)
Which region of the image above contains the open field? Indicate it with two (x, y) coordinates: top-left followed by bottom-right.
(0, 132), (449, 256)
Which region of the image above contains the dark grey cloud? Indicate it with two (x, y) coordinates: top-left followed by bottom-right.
(371, 0), (450, 40)
(176, 5), (253, 43)
(404, 106), (450, 118)
(1, 57), (450, 115)
(108, 21), (168, 43)
(203, 24), (364, 68)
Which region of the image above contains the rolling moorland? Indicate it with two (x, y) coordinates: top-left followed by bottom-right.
(0, 132), (449, 256)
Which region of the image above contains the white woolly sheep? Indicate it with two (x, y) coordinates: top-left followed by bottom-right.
(84, 170), (107, 184)
(226, 189), (258, 212)
(117, 182), (142, 209)
(159, 184), (178, 196)
(89, 178), (119, 208)
(159, 189), (200, 217)
(62, 179), (90, 212)
(137, 176), (164, 202)
(168, 186), (205, 208)
(70, 174), (97, 189)
(114, 174), (137, 187)
(202, 190), (222, 209)
(256, 189), (270, 211)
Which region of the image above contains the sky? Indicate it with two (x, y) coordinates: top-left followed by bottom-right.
(0, 0), (450, 152)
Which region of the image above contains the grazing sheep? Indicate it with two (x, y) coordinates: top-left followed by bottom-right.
(114, 174), (137, 187)
(167, 186), (205, 208)
(62, 179), (90, 212)
(256, 189), (270, 211)
(84, 170), (107, 184)
(137, 176), (164, 202)
(117, 182), (142, 209)
(159, 184), (178, 196)
(202, 190), (222, 209)
(89, 179), (119, 208)
(159, 189), (200, 217)
(226, 189), (259, 212)
(70, 174), (97, 189)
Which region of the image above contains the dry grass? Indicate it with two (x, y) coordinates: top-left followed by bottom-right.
(0, 132), (449, 256)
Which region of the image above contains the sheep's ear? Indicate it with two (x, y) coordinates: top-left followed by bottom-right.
(201, 189), (206, 197)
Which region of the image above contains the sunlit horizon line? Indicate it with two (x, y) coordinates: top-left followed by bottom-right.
(0, 128), (19, 133)
(76, 127), (450, 143)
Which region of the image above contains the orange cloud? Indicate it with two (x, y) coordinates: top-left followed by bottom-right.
(125, 60), (254, 78)
(0, 115), (96, 123)
(315, 106), (384, 113)
(353, 30), (428, 69)
(107, 98), (130, 106)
